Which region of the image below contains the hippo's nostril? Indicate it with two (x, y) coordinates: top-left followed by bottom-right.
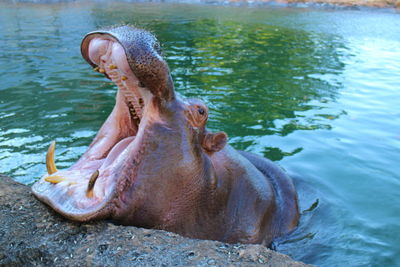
(198, 108), (205, 115)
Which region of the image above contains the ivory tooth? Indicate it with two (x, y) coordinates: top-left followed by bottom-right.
(93, 67), (99, 72)
(109, 64), (117, 69)
(99, 68), (105, 73)
(46, 141), (58, 175)
(87, 190), (94, 198)
(121, 76), (128, 81)
(87, 170), (99, 198)
(45, 175), (65, 184)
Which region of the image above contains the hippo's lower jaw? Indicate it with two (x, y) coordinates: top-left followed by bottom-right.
(32, 34), (156, 221)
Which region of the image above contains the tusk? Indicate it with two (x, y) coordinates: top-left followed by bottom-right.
(46, 141), (58, 175)
(45, 175), (65, 184)
(109, 64), (117, 69)
(86, 170), (99, 198)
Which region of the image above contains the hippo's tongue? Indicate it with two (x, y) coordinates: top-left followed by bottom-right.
(44, 133), (135, 183)
(32, 131), (136, 218)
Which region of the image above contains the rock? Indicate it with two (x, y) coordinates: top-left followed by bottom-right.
(0, 175), (310, 267)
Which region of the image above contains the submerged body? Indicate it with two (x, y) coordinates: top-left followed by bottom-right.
(32, 26), (299, 246)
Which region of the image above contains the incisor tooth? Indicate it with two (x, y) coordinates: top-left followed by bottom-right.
(99, 68), (105, 73)
(109, 64), (117, 69)
(46, 141), (58, 175)
(87, 170), (99, 198)
(121, 76), (128, 81)
(45, 175), (65, 184)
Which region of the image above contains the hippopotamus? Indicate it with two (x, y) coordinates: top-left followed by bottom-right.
(32, 26), (299, 246)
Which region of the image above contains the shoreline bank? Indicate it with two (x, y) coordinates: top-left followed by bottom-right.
(0, 175), (310, 266)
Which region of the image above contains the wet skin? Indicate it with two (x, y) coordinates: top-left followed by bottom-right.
(32, 26), (299, 246)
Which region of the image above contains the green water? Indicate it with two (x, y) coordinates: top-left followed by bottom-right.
(0, 2), (399, 266)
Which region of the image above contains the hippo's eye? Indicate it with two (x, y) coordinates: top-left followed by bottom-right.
(198, 108), (205, 115)
(153, 42), (161, 53)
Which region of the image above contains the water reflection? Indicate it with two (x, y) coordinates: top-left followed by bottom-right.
(154, 19), (348, 158)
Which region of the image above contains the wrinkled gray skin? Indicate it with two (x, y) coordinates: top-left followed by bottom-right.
(32, 26), (299, 246)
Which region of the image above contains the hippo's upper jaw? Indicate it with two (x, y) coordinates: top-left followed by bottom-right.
(32, 26), (299, 246)
(32, 26), (179, 221)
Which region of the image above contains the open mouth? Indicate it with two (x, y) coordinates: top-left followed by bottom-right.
(32, 34), (152, 220)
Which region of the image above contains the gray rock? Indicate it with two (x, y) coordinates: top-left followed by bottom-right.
(0, 175), (310, 267)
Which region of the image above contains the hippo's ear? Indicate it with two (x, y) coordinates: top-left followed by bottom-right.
(202, 132), (228, 153)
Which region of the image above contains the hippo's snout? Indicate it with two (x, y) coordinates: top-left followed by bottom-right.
(81, 26), (175, 101)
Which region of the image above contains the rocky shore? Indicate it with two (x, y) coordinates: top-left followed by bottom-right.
(0, 175), (310, 267)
